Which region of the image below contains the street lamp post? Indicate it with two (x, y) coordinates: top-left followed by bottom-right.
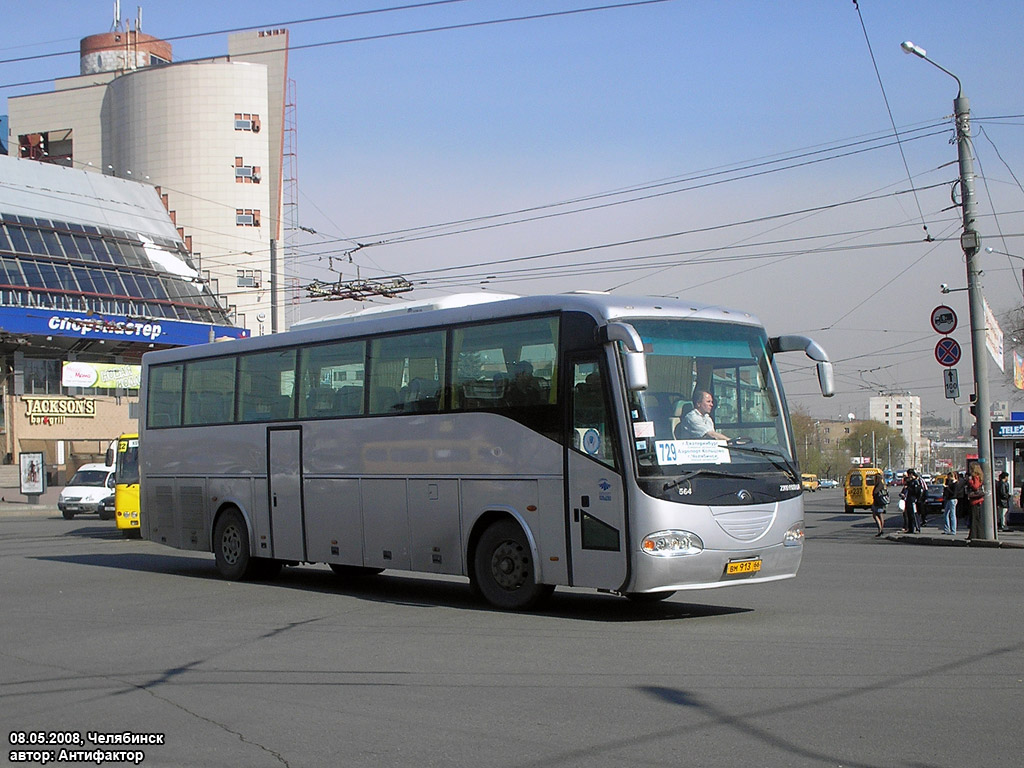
(902, 41), (996, 540)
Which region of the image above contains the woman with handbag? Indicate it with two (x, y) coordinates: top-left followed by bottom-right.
(966, 465), (985, 541)
(871, 476), (889, 537)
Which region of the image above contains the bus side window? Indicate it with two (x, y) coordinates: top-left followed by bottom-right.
(298, 339), (365, 418)
(236, 348), (296, 422)
(368, 331), (445, 416)
(452, 316), (558, 411)
(146, 363), (183, 428)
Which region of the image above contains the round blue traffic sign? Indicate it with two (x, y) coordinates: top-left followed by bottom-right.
(935, 337), (961, 367)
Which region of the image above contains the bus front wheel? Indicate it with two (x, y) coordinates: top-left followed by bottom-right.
(472, 519), (553, 611)
(213, 508), (254, 580)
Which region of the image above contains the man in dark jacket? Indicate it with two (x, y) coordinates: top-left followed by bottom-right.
(901, 469), (923, 533)
(996, 471), (1011, 532)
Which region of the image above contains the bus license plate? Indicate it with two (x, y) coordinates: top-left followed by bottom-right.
(726, 558), (761, 575)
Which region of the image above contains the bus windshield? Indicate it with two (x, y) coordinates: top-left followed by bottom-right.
(68, 469), (111, 487)
(116, 438), (140, 485)
(626, 318), (795, 480)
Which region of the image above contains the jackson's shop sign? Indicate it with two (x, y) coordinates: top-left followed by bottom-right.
(22, 397), (97, 425)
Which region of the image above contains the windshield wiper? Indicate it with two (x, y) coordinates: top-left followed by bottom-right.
(726, 442), (799, 482)
(663, 467), (755, 492)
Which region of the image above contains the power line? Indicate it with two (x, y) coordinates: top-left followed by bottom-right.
(853, 0), (932, 241)
(0, 0), (681, 91)
(0, 1), (477, 66)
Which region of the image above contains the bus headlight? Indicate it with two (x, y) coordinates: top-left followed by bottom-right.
(641, 530), (703, 557)
(784, 522), (805, 547)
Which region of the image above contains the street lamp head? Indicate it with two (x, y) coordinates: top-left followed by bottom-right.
(900, 39), (962, 95)
(901, 40), (926, 57)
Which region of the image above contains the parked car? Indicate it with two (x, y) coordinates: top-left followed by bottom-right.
(98, 495), (116, 521)
(57, 463), (115, 520)
(818, 478), (839, 489)
(921, 483), (945, 519)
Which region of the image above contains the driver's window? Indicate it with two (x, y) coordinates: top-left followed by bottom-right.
(571, 361), (616, 469)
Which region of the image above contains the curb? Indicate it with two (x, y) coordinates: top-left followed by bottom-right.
(883, 532), (1024, 548)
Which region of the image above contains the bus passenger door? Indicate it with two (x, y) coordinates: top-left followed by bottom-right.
(268, 427), (305, 561)
(566, 358), (627, 590)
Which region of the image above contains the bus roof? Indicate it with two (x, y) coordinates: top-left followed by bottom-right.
(290, 292), (522, 329)
(142, 292), (765, 365)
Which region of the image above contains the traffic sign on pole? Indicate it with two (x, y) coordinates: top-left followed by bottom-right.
(944, 368), (960, 399)
(931, 305), (958, 334)
(935, 337), (962, 367)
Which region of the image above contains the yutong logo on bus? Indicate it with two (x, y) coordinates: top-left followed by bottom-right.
(48, 315), (163, 340)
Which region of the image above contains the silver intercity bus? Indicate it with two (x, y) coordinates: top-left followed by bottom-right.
(139, 293), (833, 609)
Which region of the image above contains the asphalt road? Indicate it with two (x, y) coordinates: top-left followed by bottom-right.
(2, 490), (1022, 768)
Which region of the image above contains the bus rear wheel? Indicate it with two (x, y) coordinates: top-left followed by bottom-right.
(472, 519), (553, 611)
(213, 508), (255, 580)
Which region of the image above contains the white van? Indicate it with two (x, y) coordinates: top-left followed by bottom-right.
(58, 463), (115, 520)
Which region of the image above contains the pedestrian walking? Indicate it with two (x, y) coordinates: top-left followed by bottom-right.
(996, 471), (1011, 532)
(900, 468), (923, 534)
(966, 465), (985, 541)
(871, 475), (889, 536)
(942, 474), (957, 535)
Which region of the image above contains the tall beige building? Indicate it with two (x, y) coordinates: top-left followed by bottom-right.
(6, 22), (290, 335)
(870, 393), (926, 469)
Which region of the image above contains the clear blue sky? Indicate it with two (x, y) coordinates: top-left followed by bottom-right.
(3, 0), (1024, 421)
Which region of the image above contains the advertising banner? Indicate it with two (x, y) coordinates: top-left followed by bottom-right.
(62, 361), (142, 389)
(0, 307), (247, 346)
(19, 452), (45, 495)
(983, 297), (1004, 372)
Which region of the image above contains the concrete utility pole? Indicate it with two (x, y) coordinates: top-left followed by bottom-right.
(902, 41), (995, 540)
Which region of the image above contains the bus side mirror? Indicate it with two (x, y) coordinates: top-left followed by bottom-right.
(817, 361), (835, 398)
(598, 322), (648, 391)
(105, 446), (114, 466)
(622, 352), (648, 392)
(770, 334), (835, 398)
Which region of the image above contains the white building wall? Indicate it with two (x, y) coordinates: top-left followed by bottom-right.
(7, 73), (114, 171)
(870, 394), (926, 469)
(107, 61), (273, 331)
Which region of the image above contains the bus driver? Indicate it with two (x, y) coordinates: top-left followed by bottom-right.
(675, 389), (729, 441)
